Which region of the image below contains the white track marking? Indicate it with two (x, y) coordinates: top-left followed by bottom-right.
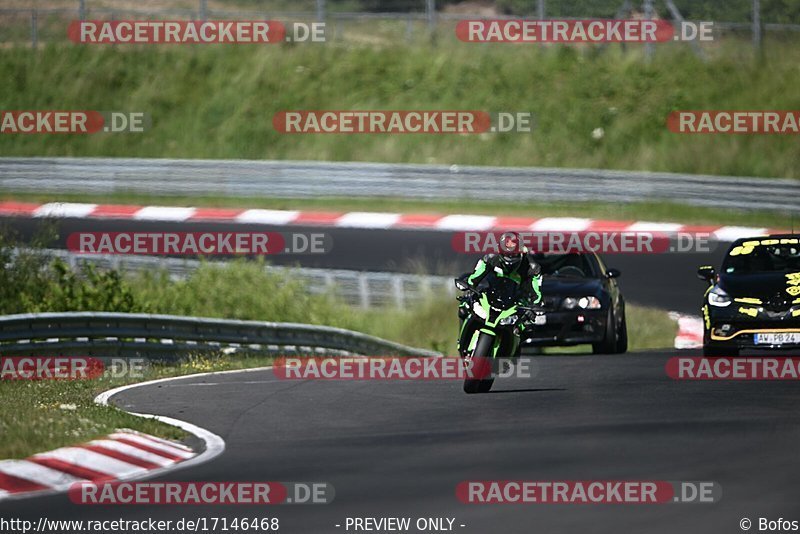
(34, 203), (98, 218)
(529, 217), (592, 232)
(713, 226), (768, 242)
(235, 209), (300, 224)
(86, 440), (176, 467)
(33, 448), (147, 477)
(335, 212), (402, 228)
(107, 433), (194, 459)
(435, 214), (497, 231)
(0, 460), (85, 488)
(132, 206), (196, 221)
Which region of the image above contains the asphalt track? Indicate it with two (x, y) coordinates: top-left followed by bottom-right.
(3, 352), (800, 533)
(0, 215), (730, 314)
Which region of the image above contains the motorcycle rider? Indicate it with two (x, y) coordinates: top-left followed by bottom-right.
(457, 232), (543, 356)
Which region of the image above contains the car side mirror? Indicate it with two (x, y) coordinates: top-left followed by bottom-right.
(697, 265), (716, 283)
(606, 268), (621, 279)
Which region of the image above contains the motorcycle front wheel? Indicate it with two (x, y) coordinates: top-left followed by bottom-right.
(463, 333), (495, 394)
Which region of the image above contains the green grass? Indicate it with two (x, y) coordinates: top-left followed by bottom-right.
(0, 352), (280, 459)
(628, 305), (679, 352)
(2, 190), (794, 230)
(1, 41), (800, 178)
(126, 261), (460, 354)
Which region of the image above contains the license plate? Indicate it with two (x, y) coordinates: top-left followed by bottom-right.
(534, 315), (547, 325)
(754, 332), (800, 345)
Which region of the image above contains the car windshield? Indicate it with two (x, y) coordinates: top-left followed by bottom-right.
(723, 242), (800, 274)
(531, 253), (596, 278)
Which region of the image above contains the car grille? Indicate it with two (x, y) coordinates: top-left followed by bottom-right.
(764, 292), (791, 313)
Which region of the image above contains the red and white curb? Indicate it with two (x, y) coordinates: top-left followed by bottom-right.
(0, 373), (229, 502)
(0, 429), (195, 500)
(670, 312), (704, 349)
(0, 201), (781, 242)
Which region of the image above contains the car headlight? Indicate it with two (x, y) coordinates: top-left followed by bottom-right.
(499, 314), (518, 325)
(562, 297), (578, 310)
(578, 296), (602, 309)
(708, 287), (732, 307)
(473, 301), (488, 319)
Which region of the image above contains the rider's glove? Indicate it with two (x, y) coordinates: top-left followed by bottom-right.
(521, 308), (536, 324)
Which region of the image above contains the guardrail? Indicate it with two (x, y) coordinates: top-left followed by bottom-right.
(26, 248), (455, 309)
(0, 312), (441, 359)
(1, 157), (797, 212)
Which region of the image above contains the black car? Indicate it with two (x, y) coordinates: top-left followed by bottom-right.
(698, 234), (800, 356)
(521, 252), (627, 354)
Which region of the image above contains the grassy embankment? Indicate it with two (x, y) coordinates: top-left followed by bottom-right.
(0, 41), (799, 178)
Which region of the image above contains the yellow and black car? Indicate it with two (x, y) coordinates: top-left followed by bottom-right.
(698, 234), (800, 356)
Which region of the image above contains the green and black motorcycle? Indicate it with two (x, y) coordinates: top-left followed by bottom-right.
(455, 276), (543, 394)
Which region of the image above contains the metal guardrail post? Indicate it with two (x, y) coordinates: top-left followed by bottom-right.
(392, 277), (405, 309)
(664, 0), (705, 59)
(30, 10), (38, 49)
(643, 0), (654, 61)
(426, 0), (436, 36)
(358, 274), (370, 309)
(537, 0), (545, 20)
(316, 0), (325, 23)
(753, 0), (762, 50)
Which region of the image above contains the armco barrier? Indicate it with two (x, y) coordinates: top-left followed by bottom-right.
(1, 157), (798, 212)
(0, 312), (440, 359)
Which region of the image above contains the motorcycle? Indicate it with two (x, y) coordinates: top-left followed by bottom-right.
(455, 276), (543, 394)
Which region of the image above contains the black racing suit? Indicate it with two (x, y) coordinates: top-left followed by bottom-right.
(457, 253), (543, 357)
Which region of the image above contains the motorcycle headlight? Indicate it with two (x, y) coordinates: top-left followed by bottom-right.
(578, 296), (602, 309)
(708, 287), (732, 307)
(499, 314), (518, 325)
(473, 301), (488, 319)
